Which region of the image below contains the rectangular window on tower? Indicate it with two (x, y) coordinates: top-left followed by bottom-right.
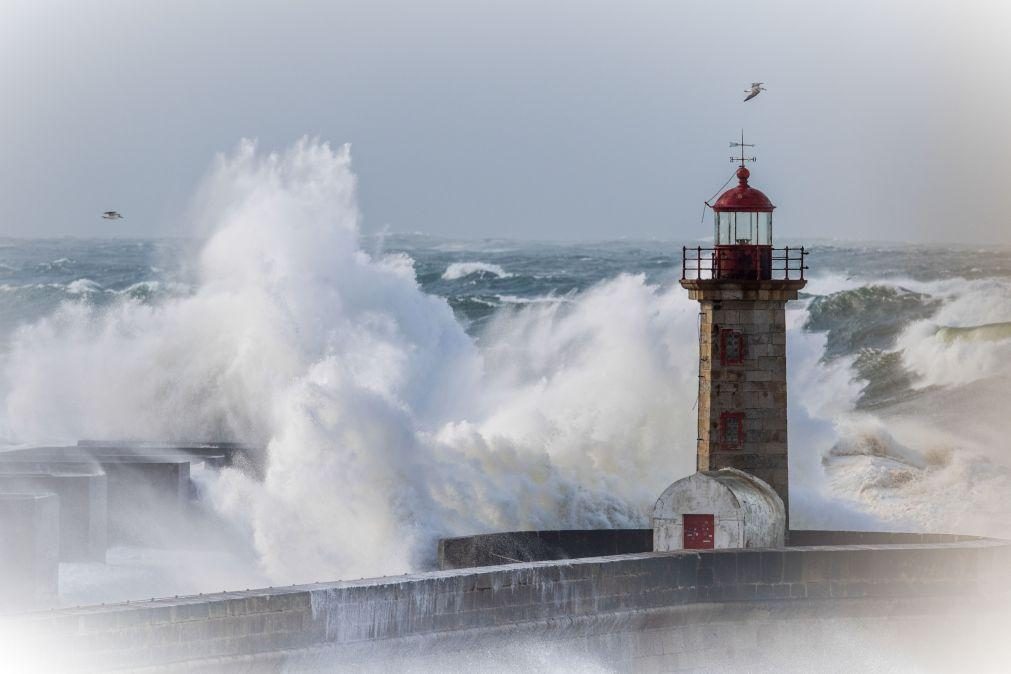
(719, 412), (745, 449)
(720, 329), (746, 365)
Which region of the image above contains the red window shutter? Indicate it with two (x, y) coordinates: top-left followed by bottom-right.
(720, 329), (746, 365)
(719, 412), (745, 449)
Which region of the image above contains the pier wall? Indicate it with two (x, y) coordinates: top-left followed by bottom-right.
(437, 528), (653, 569)
(15, 537), (1011, 671)
(436, 528), (980, 569)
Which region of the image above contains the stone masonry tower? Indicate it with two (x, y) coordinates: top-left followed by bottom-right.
(680, 138), (806, 520)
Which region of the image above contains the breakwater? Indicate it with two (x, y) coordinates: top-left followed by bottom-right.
(10, 533), (1009, 672)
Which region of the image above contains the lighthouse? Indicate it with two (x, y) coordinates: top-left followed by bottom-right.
(653, 137), (807, 551)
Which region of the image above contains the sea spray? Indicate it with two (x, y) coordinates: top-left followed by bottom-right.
(802, 275), (1011, 535)
(897, 278), (1011, 389)
(3, 139), (1011, 595)
(0, 139), (719, 584)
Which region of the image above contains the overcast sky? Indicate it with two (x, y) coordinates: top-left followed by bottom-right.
(2, 0), (1009, 243)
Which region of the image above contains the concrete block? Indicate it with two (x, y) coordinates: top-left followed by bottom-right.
(0, 491), (59, 608)
(0, 449), (192, 547)
(0, 466), (107, 561)
(101, 458), (191, 545)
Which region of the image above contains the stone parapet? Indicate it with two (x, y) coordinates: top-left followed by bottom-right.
(438, 529), (653, 569)
(680, 279), (807, 301)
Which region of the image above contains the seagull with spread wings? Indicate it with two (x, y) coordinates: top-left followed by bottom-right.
(743, 82), (766, 102)
(102, 211), (123, 220)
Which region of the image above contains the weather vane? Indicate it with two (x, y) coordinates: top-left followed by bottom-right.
(729, 130), (756, 167)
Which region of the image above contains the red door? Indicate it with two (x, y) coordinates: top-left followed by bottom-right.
(683, 514), (715, 549)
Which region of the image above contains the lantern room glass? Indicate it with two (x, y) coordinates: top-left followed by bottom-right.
(715, 211), (772, 246)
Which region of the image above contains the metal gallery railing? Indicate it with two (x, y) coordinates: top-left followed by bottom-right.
(681, 246), (808, 281)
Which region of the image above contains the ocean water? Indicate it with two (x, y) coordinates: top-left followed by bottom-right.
(2, 139), (1010, 602)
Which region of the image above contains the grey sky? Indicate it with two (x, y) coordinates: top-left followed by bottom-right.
(2, 0), (1009, 243)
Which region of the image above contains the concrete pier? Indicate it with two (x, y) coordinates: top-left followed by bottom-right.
(11, 535), (1010, 671)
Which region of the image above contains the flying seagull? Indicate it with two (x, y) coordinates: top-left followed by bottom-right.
(102, 211), (123, 220)
(743, 82), (766, 102)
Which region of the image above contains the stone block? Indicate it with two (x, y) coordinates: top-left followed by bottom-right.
(723, 583), (755, 601)
(781, 550), (804, 583)
(713, 552), (738, 585)
(677, 554), (699, 588)
(697, 556), (715, 588)
(760, 551), (784, 583)
(738, 551), (762, 583)
(805, 581), (830, 599)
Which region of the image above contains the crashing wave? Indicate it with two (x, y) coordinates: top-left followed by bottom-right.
(805, 284), (939, 357)
(935, 321), (1011, 343)
(442, 262), (513, 280)
(66, 279), (103, 295)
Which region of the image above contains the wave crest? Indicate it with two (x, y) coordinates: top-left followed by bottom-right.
(442, 262), (512, 280)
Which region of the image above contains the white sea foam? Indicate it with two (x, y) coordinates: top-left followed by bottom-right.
(495, 294), (567, 305)
(895, 278), (1011, 389)
(442, 262), (512, 280)
(796, 274), (1011, 536)
(0, 139), (700, 583)
(65, 279), (103, 295)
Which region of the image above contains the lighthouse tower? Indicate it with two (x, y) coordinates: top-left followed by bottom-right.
(653, 137), (806, 551)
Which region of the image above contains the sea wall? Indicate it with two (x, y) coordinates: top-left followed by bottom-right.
(13, 537), (1010, 671)
(436, 528), (980, 569)
(438, 529), (653, 569)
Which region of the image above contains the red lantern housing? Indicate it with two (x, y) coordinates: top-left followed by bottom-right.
(711, 166), (775, 280)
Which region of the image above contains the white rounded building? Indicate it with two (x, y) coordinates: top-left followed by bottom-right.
(652, 468), (785, 551)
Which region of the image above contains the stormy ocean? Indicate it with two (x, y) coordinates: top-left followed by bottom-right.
(1, 141), (1009, 604)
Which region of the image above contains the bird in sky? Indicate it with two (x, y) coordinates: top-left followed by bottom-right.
(102, 211), (123, 220)
(743, 82), (766, 102)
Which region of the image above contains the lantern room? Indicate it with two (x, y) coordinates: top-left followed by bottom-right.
(711, 165), (776, 280)
(713, 166), (774, 246)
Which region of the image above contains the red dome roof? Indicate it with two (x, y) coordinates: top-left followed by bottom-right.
(712, 167), (775, 212)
